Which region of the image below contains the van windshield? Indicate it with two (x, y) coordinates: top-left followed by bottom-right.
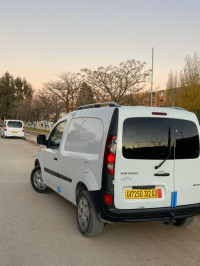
(7, 121), (23, 128)
(122, 118), (199, 160)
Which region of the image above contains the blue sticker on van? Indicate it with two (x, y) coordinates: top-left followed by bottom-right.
(171, 191), (177, 208)
(171, 192), (174, 208)
(57, 186), (61, 193)
(174, 191), (177, 208)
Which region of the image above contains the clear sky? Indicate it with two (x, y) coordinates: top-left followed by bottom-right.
(0, 0), (200, 91)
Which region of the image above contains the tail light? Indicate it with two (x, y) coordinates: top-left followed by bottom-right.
(103, 136), (117, 175)
(104, 194), (113, 205)
(4, 126), (7, 131)
(152, 112), (167, 116)
(22, 126), (24, 132)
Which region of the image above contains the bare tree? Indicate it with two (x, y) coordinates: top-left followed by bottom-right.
(76, 82), (94, 108)
(31, 90), (64, 123)
(43, 72), (81, 112)
(81, 59), (151, 104)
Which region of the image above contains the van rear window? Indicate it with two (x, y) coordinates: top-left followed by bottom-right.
(174, 120), (199, 159)
(7, 121), (23, 128)
(122, 118), (199, 160)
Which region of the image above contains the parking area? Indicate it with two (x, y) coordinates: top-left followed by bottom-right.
(0, 137), (200, 266)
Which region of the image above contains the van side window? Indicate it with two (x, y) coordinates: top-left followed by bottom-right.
(64, 118), (103, 154)
(48, 120), (67, 149)
(175, 120), (199, 159)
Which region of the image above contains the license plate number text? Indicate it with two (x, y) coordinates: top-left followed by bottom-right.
(125, 189), (162, 199)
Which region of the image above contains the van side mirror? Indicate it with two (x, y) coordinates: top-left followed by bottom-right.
(37, 134), (47, 145)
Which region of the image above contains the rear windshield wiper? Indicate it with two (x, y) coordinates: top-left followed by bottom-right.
(155, 126), (171, 169)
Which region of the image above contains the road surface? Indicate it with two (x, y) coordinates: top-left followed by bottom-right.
(0, 137), (200, 266)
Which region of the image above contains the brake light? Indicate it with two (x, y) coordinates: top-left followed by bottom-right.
(152, 112), (167, 116)
(104, 194), (113, 205)
(107, 154), (115, 163)
(4, 126), (7, 131)
(22, 126), (24, 132)
(103, 136), (117, 175)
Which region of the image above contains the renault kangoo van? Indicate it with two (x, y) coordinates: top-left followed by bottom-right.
(30, 103), (200, 237)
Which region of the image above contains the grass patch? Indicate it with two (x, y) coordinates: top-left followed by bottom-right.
(24, 126), (50, 134)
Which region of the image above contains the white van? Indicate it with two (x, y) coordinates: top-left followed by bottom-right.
(30, 103), (200, 237)
(1, 120), (24, 138)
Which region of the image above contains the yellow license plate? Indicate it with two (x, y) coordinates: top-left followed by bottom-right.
(12, 131), (18, 133)
(125, 189), (162, 199)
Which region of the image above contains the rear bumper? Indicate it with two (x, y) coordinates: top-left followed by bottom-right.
(101, 203), (200, 222)
(4, 132), (24, 137)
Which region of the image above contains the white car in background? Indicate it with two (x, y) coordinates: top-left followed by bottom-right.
(1, 120), (24, 138)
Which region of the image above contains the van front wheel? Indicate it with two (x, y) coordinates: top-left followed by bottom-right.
(30, 165), (51, 193)
(76, 190), (104, 237)
(173, 216), (194, 227)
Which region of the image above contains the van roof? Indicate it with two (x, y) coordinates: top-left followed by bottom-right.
(5, 119), (23, 122)
(73, 105), (192, 114)
(75, 102), (188, 113)
(60, 104), (198, 124)
(58, 105), (199, 130)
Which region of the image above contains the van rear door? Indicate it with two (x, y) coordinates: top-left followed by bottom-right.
(114, 109), (175, 210)
(7, 121), (23, 135)
(172, 117), (200, 206)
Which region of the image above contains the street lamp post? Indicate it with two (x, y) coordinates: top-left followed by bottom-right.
(150, 47), (154, 107)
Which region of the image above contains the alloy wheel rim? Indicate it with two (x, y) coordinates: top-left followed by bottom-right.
(78, 197), (89, 230)
(33, 170), (47, 190)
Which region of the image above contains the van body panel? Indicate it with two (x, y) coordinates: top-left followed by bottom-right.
(39, 119), (67, 191)
(42, 147), (60, 190)
(114, 107), (175, 209)
(171, 112), (200, 206)
(58, 150), (82, 203)
(174, 159), (200, 206)
(57, 110), (114, 203)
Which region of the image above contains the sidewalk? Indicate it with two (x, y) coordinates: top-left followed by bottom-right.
(24, 132), (38, 144)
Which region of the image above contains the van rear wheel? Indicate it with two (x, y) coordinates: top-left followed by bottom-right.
(173, 216), (194, 227)
(76, 190), (104, 237)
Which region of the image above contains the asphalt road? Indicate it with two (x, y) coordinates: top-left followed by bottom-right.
(0, 137), (200, 266)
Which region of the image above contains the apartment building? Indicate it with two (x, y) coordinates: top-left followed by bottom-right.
(140, 89), (166, 107)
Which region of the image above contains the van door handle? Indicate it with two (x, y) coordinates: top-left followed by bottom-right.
(154, 173), (170, 176)
(53, 157), (58, 161)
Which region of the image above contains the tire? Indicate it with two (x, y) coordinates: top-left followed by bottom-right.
(76, 190), (104, 237)
(30, 165), (51, 193)
(3, 134), (6, 139)
(173, 216), (194, 227)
